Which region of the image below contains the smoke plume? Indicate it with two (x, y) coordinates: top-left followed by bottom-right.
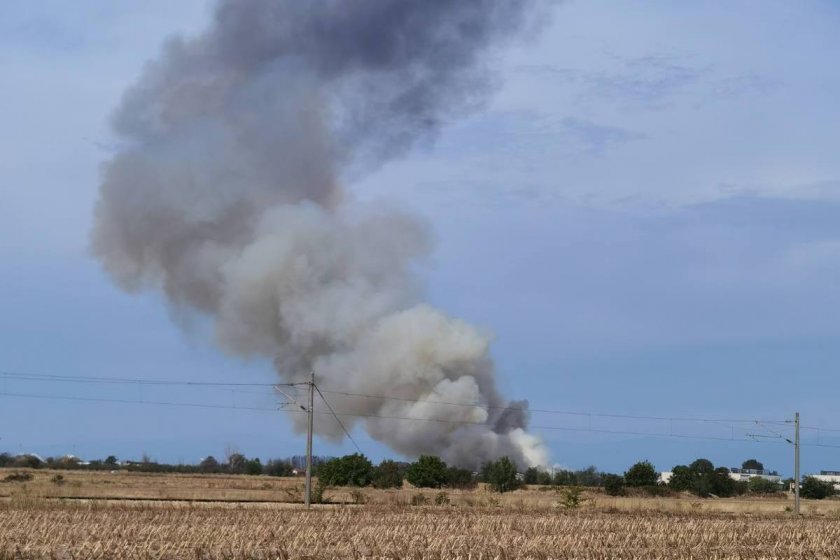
(92, 0), (550, 468)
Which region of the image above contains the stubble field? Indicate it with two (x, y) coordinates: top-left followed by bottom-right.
(2, 469), (840, 559)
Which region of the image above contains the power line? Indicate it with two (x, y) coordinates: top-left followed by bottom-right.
(0, 370), (301, 388)
(3, 383), (836, 449)
(0, 390), (297, 413)
(317, 388), (790, 425)
(314, 385), (363, 455)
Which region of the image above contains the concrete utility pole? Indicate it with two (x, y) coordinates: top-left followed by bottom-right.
(304, 371), (315, 509)
(794, 411), (800, 515)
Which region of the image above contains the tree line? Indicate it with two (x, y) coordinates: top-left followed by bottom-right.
(3, 450), (834, 500)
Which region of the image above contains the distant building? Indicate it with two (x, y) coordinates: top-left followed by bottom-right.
(727, 468), (781, 483)
(808, 471), (840, 491)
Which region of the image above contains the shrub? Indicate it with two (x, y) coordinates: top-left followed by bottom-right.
(3, 471), (34, 483)
(406, 456), (449, 488)
(624, 461), (658, 487)
(410, 493), (427, 506)
(12, 455), (42, 469)
(800, 477), (836, 500)
(349, 489), (366, 504)
(372, 460), (404, 489)
(51, 474), (65, 486)
(558, 486), (586, 509)
(602, 474), (626, 496)
(435, 492), (450, 506)
(748, 476), (780, 494)
(311, 481), (327, 504)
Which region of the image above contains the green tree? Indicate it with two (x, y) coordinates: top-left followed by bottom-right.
(800, 476), (836, 500)
(200, 456), (220, 473)
(603, 474), (626, 496)
(104, 455), (119, 467)
(624, 461), (658, 487)
(406, 456), (449, 488)
(227, 453), (248, 474)
(576, 466), (602, 487)
(741, 459), (764, 471)
(445, 467), (476, 489)
(264, 459), (293, 477)
(316, 453), (373, 487)
(553, 470), (577, 486)
(484, 457), (521, 493)
(523, 467), (539, 485)
(668, 459), (743, 497)
(372, 460), (404, 489)
(245, 458), (263, 476)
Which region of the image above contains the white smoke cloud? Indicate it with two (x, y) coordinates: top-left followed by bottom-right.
(92, 0), (552, 468)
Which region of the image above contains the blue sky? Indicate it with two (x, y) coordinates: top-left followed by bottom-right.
(2, 0), (840, 476)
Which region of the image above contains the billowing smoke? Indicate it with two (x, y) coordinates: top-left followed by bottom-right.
(92, 0), (550, 468)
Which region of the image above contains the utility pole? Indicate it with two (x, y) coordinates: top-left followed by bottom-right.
(304, 371), (315, 509)
(794, 411), (800, 515)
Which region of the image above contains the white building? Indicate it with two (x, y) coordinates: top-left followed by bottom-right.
(808, 471), (840, 491)
(727, 468), (781, 483)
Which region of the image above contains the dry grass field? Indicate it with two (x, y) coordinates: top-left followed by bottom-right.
(3, 502), (840, 559)
(3, 469), (840, 559)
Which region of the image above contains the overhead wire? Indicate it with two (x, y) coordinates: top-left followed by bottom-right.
(314, 385), (363, 454)
(3, 372), (839, 449)
(317, 388), (790, 425)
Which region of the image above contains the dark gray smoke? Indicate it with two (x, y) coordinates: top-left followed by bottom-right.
(92, 0), (551, 468)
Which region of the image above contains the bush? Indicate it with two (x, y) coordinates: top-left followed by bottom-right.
(51, 474), (65, 486)
(406, 456), (449, 488)
(3, 471), (34, 483)
(446, 467), (477, 490)
(748, 476), (780, 494)
(558, 486), (586, 509)
(624, 461), (658, 487)
(602, 474), (626, 496)
(484, 457), (522, 493)
(434, 492), (450, 506)
(12, 455), (42, 469)
(800, 477), (836, 500)
(372, 460), (404, 489)
(311, 481), (327, 504)
(410, 493), (427, 506)
(349, 489), (366, 504)
(316, 454), (373, 487)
